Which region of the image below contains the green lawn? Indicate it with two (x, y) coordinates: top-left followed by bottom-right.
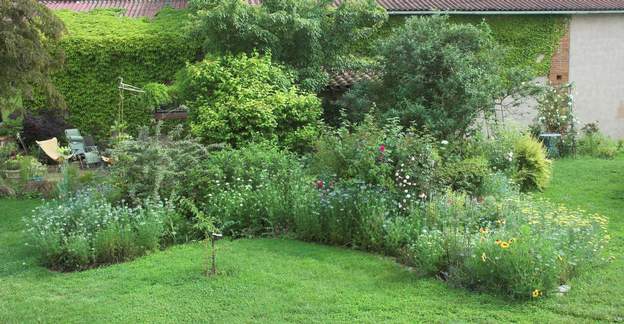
(1, 156), (623, 323)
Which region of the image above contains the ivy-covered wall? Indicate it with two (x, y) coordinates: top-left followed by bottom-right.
(383, 15), (569, 76)
(34, 8), (200, 140)
(39, 9), (566, 140)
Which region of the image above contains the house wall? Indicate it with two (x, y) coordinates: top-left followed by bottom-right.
(549, 28), (570, 86)
(569, 14), (624, 138)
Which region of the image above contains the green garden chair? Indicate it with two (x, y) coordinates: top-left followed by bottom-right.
(64, 129), (102, 168)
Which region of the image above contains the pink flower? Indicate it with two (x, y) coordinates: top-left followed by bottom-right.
(316, 180), (324, 189)
(379, 144), (385, 153)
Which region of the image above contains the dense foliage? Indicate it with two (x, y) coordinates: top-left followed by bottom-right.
(340, 16), (504, 139)
(28, 9), (200, 140)
(0, 0), (65, 106)
(25, 188), (179, 271)
(15, 7), (608, 302)
(109, 124), (207, 204)
(173, 53), (323, 150)
(513, 136), (552, 192)
(450, 15), (568, 76)
(193, 142), (315, 237)
(21, 108), (73, 147)
(190, 0), (387, 92)
(179, 139), (601, 299)
(577, 123), (621, 159)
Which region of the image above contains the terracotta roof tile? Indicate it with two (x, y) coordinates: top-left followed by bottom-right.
(376, 0), (624, 12)
(40, 0), (189, 18)
(42, 0), (624, 17)
(328, 70), (377, 90)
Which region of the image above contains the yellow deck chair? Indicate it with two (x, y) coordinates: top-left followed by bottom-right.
(36, 138), (63, 162)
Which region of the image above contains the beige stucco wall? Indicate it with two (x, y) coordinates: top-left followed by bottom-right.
(569, 14), (624, 139)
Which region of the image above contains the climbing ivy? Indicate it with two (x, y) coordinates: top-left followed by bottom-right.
(30, 8), (200, 140)
(380, 15), (568, 77)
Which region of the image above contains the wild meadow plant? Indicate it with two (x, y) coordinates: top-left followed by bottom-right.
(24, 188), (179, 271)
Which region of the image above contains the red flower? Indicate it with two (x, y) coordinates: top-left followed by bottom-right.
(316, 180), (324, 189)
(379, 144), (385, 153)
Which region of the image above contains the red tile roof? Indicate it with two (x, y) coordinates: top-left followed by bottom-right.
(41, 0), (188, 18)
(328, 70), (377, 90)
(41, 0), (624, 17)
(376, 0), (624, 12)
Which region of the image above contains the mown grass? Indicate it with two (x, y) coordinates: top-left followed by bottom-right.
(1, 155), (622, 323)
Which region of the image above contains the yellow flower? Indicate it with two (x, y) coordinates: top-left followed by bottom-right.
(495, 239), (502, 245)
(500, 242), (510, 249)
(481, 252), (487, 262)
(479, 227), (488, 234)
(532, 289), (541, 298)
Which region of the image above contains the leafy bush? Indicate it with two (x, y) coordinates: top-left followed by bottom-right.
(190, 0), (387, 92)
(340, 15), (505, 139)
(438, 157), (490, 196)
(21, 108), (73, 148)
(309, 116), (444, 200)
(309, 117), (396, 188)
(110, 124), (207, 204)
(25, 188), (179, 271)
(28, 8), (200, 139)
(0, 103), (24, 138)
(479, 172), (518, 198)
(375, 192), (609, 299)
(0, 142), (16, 164)
(513, 136), (551, 192)
(471, 126), (523, 174)
(192, 142), (316, 237)
(173, 53), (323, 151)
(303, 180), (394, 252)
(577, 125), (620, 159)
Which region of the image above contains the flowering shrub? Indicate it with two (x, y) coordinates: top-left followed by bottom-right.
(457, 198), (610, 298)
(535, 84), (575, 135)
(533, 83), (578, 156)
(320, 189), (611, 299)
(193, 142), (317, 237)
(309, 116), (446, 206)
(204, 173), (316, 238)
(24, 189), (179, 271)
(471, 125), (523, 174)
(309, 116), (397, 188)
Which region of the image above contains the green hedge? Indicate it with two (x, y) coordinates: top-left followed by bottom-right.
(33, 8), (200, 140)
(382, 15), (568, 76)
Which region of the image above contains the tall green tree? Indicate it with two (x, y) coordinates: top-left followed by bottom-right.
(340, 15), (508, 140)
(0, 0), (65, 107)
(190, 0), (387, 92)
